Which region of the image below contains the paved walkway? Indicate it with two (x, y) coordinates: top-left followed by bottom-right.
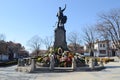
(0, 62), (120, 80)
(35, 62), (120, 80)
(0, 66), (37, 80)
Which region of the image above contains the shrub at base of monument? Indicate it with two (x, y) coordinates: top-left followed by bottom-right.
(36, 55), (50, 67)
(74, 54), (86, 67)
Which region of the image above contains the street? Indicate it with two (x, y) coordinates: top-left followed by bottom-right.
(0, 62), (120, 80)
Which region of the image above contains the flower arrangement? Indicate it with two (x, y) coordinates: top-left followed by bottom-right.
(36, 47), (75, 67)
(36, 55), (50, 67)
(54, 50), (74, 67)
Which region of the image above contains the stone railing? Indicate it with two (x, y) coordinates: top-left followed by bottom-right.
(88, 58), (104, 70)
(16, 57), (36, 73)
(17, 58), (31, 67)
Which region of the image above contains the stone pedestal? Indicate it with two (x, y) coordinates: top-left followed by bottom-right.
(85, 58), (89, 65)
(54, 26), (67, 50)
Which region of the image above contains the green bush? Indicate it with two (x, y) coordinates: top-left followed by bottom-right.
(84, 57), (114, 63)
(37, 57), (43, 62)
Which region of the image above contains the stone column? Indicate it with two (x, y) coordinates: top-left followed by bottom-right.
(30, 58), (36, 72)
(99, 58), (104, 67)
(72, 57), (76, 70)
(49, 55), (54, 71)
(85, 58), (88, 65)
(89, 58), (94, 69)
(17, 59), (21, 66)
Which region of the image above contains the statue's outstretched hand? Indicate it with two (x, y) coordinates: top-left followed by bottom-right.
(62, 4), (66, 11)
(65, 4), (66, 9)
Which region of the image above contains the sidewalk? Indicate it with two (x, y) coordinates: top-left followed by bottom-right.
(34, 62), (120, 80)
(0, 62), (119, 80)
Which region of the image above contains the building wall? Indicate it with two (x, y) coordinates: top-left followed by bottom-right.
(84, 40), (116, 57)
(94, 41), (108, 57)
(116, 49), (120, 56)
(0, 54), (9, 61)
(14, 53), (18, 59)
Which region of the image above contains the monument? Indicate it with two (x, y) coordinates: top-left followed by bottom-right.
(54, 4), (68, 50)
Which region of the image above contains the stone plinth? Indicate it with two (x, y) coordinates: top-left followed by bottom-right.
(54, 26), (67, 50)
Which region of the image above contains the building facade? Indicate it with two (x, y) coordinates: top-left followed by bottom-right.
(84, 40), (113, 57)
(0, 40), (29, 61)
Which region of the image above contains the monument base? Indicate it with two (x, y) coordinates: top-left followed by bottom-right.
(54, 26), (68, 50)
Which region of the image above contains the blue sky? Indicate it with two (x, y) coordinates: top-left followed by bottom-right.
(0, 0), (120, 50)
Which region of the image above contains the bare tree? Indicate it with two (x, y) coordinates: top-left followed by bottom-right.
(42, 36), (53, 50)
(95, 25), (110, 40)
(67, 32), (81, 53)
(96, 9), (120, 56)
(0, 34), (6, 41)
(0, 34), (6, 60)
(27, 35), (42, 56)
(83, 26), (96, 56)
(0, 40), (7, 60)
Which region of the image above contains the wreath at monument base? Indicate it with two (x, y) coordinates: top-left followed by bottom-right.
(36, 46), (86, 68)
(54, 51), (74, 67)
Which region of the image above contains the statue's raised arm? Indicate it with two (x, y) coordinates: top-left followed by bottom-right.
(62, 4), (66, 12)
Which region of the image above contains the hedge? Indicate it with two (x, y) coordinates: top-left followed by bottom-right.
(0, 60), (17, 67)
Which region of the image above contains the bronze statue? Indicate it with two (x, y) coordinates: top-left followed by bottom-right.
(57, 4), (67, 27)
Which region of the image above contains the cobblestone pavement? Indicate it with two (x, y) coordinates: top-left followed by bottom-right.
(0, 62), (120, 80)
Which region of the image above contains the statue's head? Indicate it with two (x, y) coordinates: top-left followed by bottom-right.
(59, 7), (61, 10)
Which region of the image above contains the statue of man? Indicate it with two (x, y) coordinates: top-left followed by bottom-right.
(57, 4), (66, 26)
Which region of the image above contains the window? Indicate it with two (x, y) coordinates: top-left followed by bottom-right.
(100, 50), (106, 54)
(100, 44), (102, 47)
(103, 44), (105, 47)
